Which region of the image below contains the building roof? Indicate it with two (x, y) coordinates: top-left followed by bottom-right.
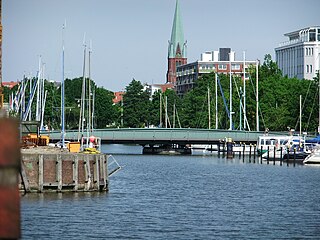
(168, 0), (186, 58)
(284, 26), (320, 39)
(2, 81), (19, 89)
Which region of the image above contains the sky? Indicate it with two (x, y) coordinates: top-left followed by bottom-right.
(3, 0), (320, 92)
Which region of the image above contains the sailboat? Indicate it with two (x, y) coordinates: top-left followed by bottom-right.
(77, 39), (101, 152)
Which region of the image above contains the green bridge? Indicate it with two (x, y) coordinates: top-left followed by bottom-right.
(44, 128), (278, 145)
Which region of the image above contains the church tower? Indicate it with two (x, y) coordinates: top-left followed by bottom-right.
(166, 0), (187, 84)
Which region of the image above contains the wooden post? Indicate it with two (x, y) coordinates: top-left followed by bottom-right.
(260, 146), (263, 164)
(253, 145), (256, 163)
(0, 118), (21, 239)
(267, 146), (269, 164)
(280, 147), (283, 166)
(93, 155), (100, 190)
(84, 155), (91, 191)
(273, 146), (276, 165)
(38, 154), (44, 192)
(73, 155), (79, 191)
(56, 154), (62, 191)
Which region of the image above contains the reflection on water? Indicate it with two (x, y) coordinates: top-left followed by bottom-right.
(21, 144), (320, 239)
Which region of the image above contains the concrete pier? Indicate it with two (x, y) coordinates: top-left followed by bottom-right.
(20, 148), (109, 193)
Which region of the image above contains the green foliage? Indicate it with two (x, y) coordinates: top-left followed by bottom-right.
(123, 79), (150, 128)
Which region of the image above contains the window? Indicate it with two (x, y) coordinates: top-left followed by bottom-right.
(218, 64), (227, 70)
(309, 29), (316, 42)
(232, 64), (240, 70)
(306, 65), (309, 73)
(310, 65), (313, 73)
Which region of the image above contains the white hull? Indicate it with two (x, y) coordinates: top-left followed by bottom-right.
(303, 151), (320, 164)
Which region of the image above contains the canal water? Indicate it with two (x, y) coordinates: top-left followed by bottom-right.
(21, 144), (320, 239)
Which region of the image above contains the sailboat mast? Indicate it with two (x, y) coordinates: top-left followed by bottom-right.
(243, 51), (246, 130)
(61, 23), (66, 147)
(208, 86), (211, 129)
(256, 59), (259, 131)
(159, 93), (162, 127)
(215, 73), (218, 129)
(78, 43), (87, 142)
(88, 40), (92, 135)
(173, 100), (176, 128)
(36, 56), (41, 121)
(229, 52), (233, 130)
(300, 95), (302, 136)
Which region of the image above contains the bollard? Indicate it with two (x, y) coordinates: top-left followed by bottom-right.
(0, 118), (21, 239)
(273, 146), (276, 165)
(243, 143), (245, 162)
(226, 138), (233, 159)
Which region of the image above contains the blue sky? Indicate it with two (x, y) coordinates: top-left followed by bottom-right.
(3, 0), (320, 92)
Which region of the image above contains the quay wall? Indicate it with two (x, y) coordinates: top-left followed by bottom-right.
(20, 152), (109, 193)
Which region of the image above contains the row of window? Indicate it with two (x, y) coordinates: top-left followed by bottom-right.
(217, 64), (241, 70)
(305, 47), (314, 56)
(306, 64), (313, 73)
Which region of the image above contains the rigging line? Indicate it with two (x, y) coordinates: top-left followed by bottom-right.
(305, 89), (317, 132)
(195, 94), (207, 128)
(248, 72), (267, 129)
(294, 80), (313, 130)
(232, 77), (251, 131)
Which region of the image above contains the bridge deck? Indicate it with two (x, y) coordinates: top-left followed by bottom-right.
(44, 128), (273, 145)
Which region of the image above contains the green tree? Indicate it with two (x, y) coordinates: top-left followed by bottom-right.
(123, 79), (150, 128)
(94, 86), (118, 128)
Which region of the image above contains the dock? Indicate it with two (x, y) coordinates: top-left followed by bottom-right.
(20, 147), (109, 193)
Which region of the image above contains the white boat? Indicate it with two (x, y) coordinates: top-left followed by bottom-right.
(303, 148), (320, 164)
(257, 135), (291, 155)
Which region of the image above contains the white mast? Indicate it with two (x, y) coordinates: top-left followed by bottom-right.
(243, 51), (246, 130)
(208, 86), (211, 129)
(229, 52), (233, 130)
(215, 73), (218, 129)
(36, 55), (42, 121)
(256, 59), (259, 131)
(61, 22), (66, 148)
(173, 100), (176, 128)
(165, 95), (168, 128)
(300, 95), (302, 136)
(88, 40), (92, 135)
(159, 93), (162, 127)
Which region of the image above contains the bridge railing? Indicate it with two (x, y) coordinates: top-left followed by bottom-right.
(42, 128), (275, 145)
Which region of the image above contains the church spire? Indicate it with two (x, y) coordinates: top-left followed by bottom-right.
(168, 0), (186, 58)
(166, 0), (187, 84)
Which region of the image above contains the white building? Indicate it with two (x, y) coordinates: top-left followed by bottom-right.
(176, 48), (257, 96)
(275, 26), (320, 80)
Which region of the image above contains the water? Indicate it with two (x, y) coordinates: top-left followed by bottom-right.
(21, 145), (320, 239)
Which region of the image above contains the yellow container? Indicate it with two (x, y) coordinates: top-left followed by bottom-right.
(68, 142), (81, 153)
(39, 135), (50, 146)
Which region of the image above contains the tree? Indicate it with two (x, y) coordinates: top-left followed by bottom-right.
(123, 79), (150, 128)
(94, 87), (118, 128)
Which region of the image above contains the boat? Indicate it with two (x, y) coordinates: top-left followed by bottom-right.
(303, 148), (320, 164)
(257, 135), (291, 155)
